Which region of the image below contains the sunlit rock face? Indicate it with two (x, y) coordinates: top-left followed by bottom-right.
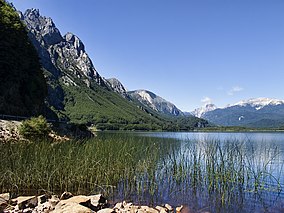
(128, 90), (183, 116)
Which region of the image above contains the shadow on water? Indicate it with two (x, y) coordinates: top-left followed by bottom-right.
(0, 131), (283, 212)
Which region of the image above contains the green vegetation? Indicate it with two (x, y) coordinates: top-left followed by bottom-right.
(0, 135), (171, 196)
(0, 0), (47, 116)
(0, 134), (281, 212)
(61, 82), (209, 131)
(19, 116), (51, 139)
(0, 0), (208, 131)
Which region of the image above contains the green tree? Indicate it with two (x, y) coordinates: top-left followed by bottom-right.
(0, 0), (47, 116)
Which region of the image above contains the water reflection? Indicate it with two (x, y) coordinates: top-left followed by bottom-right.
(100, 132), (284, 213)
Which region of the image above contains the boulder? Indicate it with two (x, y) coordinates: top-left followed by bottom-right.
(52, 201), (92, 213)
(164, 204), (173, 212)
(156, 206), (168, 213)
(38, 194), (49, 204)
(113, 202), (123, 209)
(0, 193), (10, 201)
(176, 205), (183, 213)
(55, 195), (104, 211)
(13, 196), (38, 210)
(60, 192), (73, 200)
(0, 197), (8, 212)
(141, 206), (159, 213)
(88, 194), (108, 210)
(97, 208), (115, 213)
(49, 195), (60, 208)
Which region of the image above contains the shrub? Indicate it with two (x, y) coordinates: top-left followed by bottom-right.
(19, 115), (50, 139)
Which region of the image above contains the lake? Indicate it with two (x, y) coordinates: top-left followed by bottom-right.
(98, 131), (284, 213)
(1, 131), (283, 213)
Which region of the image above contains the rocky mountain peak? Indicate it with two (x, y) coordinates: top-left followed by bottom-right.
(64, 32), (85, 53)
(107, 78), (127, 94)
(191, 103), (217, 118)
(24, 8), (40, 19)
(23, 8), (62, 46)
(21, 8), (106, 85)
(128, 90), (183, 116)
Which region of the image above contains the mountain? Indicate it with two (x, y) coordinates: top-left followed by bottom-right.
(127, 90), (183, 116)
(0, 0), (47, 116)
(106, 78), (127, 95)
(191, 104), (217, 118)
(16, 7), (208, 130)
(195, 98), (284, 128)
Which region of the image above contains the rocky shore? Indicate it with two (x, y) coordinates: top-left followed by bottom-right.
(0, 192), (184, 213)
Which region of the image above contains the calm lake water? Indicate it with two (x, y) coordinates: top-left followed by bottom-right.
(98, 132), (284, 213)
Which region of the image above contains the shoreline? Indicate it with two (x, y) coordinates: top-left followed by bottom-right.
(0, 192), (184, 213)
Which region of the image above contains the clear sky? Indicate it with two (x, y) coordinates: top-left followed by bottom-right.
(10, 0), (284, 111)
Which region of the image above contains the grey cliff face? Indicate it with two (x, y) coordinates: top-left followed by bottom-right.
(21, 8), (104, 85)
(50, 32), (100, 82)
(106, 78), (127, 94)
(19, 8), (110, 113)
(128, 90), (183, 116)
(22, 9), (63, 46)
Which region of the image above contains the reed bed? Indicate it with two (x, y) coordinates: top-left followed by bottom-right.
(0, 133), (282, 212)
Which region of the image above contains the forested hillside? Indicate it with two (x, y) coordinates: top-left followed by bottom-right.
(0, 0), (47, 116)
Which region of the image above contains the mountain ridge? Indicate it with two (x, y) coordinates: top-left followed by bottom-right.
(192, 97), (284, 128)
(15, 6), (208, 130)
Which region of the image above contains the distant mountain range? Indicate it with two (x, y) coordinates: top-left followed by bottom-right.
(191, 98), (284, 128)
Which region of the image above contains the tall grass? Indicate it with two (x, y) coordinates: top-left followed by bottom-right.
(0, 135), (175, 197)
(0, 133), (282, 212)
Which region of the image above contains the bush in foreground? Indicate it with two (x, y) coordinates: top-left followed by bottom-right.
(19, 115), (50, 139)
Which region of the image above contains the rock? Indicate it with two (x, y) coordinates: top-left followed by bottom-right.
(127, 90), (183, 116)
(35, 201), (53, 213)
(97, 208), (115, 213)
(49, 195), (60, 208)
(55, 195), (100, 211)
(88, 194), (108, 210)
(113, 202), (123, 209)
(176, 205), (183, 213)
(121, 201), (132, 210)
(55, 195), (89, 209)
(141, 206), (159, 213)
(106, 78), (128, 96)
(164, 204), (173, 212)
(0, 197), (8, 212)
(37, 194), (49, 204)
(155, 206), (168, 213)
(60, 192), (73, 200)
(0, 193), (10, 201)
(52, 201), (92, 213)
(13, 196), (38, 210)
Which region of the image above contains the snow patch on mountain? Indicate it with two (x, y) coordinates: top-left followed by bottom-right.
(228, 98), (284, 110)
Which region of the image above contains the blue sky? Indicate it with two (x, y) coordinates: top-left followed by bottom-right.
(11, 0), (284, 111)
